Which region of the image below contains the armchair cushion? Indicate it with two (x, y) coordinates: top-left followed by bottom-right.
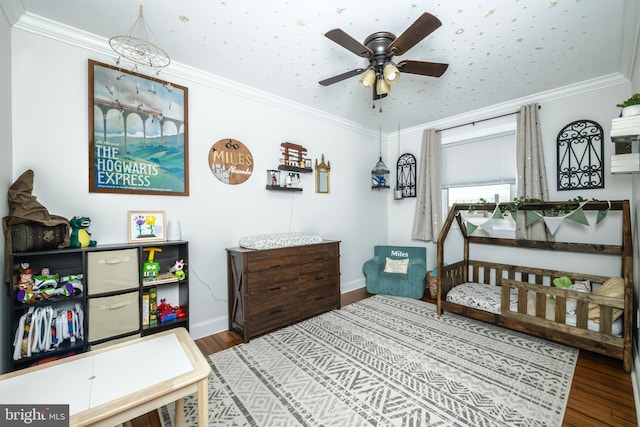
(363, 246), (427, 299)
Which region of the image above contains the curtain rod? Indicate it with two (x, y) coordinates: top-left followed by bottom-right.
(436, 105), (541, 133)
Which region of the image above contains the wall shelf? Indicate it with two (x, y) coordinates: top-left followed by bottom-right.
(278, 165), (313, 173)
(266, 185), (302, 192)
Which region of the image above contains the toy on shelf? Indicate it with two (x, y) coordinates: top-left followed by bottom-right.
(70, 216), (97, 248)
(142, 247), (162, 278)
(156, 298), (186, 323)
(17, 265), (83, 303)
(16, 264), (40, 303)
(170, 259), (186, 280)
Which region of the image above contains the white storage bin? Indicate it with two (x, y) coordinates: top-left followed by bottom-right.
(87, 249), (139, 294)
(88, 291), (140, 342)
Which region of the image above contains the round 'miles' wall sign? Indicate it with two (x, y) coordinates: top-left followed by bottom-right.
(208, 138), (254, 185)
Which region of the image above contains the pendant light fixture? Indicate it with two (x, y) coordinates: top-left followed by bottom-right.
(109, 1), (170, 69)
(372, 126), (390, 190)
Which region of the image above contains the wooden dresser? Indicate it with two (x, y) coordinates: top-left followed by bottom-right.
(226, 240), (341, 342)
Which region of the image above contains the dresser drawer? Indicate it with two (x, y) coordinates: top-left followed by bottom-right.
(245, 247), (300, 272)
(87, 249), (139, 294)
(299, 273), (338, 293)
(299, 287), (338, 317)
(299, 258), (339, 277)
(248, 304), (298, 336)
(88, 291), (139, 342)
(246, 267), (299, 291)
(248, 280), (297, 297)
(297, 243), (339, 262)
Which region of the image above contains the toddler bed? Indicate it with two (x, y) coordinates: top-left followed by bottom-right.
(435, 200), (633, 372)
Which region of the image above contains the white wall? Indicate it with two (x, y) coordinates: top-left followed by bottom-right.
(7, 27), (389, 344)
(0, 8), (13, 374)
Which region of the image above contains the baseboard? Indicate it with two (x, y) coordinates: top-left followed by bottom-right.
(341, 278), (366, 294)
(189, 315), (227, 340)
(633, 340), (640, 423)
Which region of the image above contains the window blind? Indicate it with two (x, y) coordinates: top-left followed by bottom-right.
(441, 131), (516, 188)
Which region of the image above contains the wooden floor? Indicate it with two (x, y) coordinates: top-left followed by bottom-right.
(129, 287), (638, 427)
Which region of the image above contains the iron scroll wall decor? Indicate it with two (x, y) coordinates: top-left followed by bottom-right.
(556, 120), (604, 191)
(396, 153), (417, 198)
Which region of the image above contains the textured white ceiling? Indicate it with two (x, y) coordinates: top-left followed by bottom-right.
(7, 0), (631, 131)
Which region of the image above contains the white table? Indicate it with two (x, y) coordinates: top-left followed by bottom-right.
(0, 327), (211, 426)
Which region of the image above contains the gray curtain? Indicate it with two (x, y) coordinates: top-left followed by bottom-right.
(412, 128), (442, 242)
(516, 103), (550, 240)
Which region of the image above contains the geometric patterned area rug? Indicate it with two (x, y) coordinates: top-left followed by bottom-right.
(160, 295), (577, 426)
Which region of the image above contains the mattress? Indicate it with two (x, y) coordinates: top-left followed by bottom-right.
(446, 282), (623, 336)
(239, 233), (323, 250)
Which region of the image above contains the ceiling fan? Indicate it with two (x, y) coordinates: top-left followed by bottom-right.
(319, 12), (449, 100)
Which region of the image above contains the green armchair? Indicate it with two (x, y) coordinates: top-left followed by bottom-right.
(363, 245), (427, 299)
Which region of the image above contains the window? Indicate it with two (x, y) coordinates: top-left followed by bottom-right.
(441, 131), (516, 223)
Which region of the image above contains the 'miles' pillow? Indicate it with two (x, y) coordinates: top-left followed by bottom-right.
(588, 277), (624, 323)
(384, 257), (409, 274)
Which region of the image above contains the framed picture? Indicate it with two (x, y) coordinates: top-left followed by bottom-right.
(128, 210), (167, 243)
(89, 60), (189, 196)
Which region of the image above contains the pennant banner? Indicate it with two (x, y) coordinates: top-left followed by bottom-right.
(526, 210), (542, 227)
(564, 204), (589, 226)
(465, 222), (478, 236)
(543, 216), (564, 235)
(596, 201), (611, 225)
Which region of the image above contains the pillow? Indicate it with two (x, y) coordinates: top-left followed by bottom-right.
(571, 280), (591, 293)
(384, 257), (409, 274)
(566, 280), (591, 314)
(588, 277), (625, 323)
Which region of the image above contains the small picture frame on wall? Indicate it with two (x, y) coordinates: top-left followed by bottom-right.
(128, 210), (167, 243)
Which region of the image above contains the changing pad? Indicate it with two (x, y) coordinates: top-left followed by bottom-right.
(239, 233), (323, 250)
(447, 282), (623, 336)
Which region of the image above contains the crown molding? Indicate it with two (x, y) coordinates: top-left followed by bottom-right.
(402, 72), (629, 136)
(13, 12), (373, 137)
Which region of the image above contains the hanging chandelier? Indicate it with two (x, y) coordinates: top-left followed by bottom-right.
(372, 126), (390, 190)
(109, 1), (170, 69)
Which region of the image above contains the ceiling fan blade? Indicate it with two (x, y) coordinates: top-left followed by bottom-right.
(389, 12), (442, 56)
(324, 29), (373, 58)
(319, 68), (366, 86)
(398, 60), (449, 77)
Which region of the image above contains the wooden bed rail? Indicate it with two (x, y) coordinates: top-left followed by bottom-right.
(500, 278), (624, 337)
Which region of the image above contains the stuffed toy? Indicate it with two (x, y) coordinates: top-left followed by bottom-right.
(16, 264), (41, 303)
(550, 276), (572, 299)
(70, 216), (97, 248)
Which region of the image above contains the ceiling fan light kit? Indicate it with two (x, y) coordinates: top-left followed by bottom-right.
(376, 78), (391, 96)
(359, 69), (376, 88)
(383, 63), (400, 84)
(320, 12), (448, 101)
